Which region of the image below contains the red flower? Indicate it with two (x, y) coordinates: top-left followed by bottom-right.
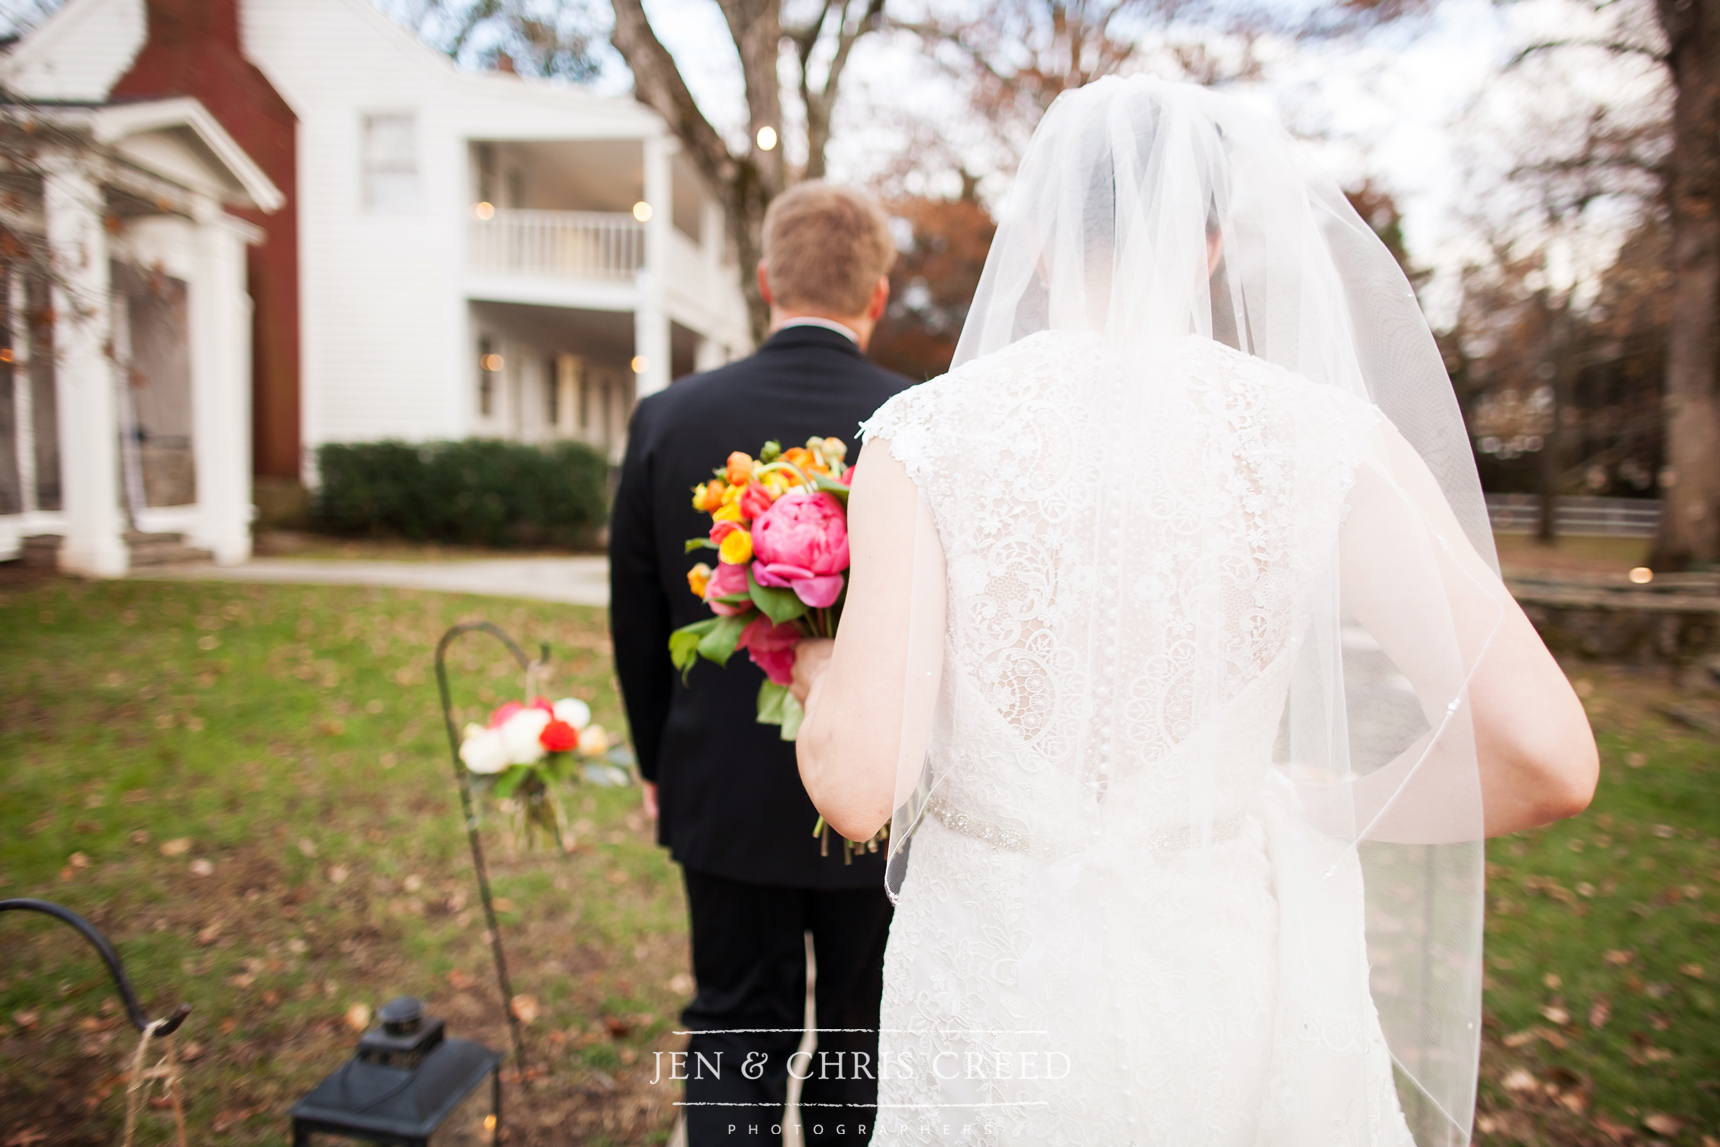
(737, 614), (801, 686)
(739, 482), (774, 521)
(539, 719), (580, 753)
(709, 519), (741, 545)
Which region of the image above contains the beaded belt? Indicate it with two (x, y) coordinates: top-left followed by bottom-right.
(926, 791), (1246, 857)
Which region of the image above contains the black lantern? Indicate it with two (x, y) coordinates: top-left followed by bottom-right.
(291, 996), (501, 1146)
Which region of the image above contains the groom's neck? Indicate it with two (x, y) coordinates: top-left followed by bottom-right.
(770, 306), (875, 352)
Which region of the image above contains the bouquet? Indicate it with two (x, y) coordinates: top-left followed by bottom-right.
(670, 437), (854, 740)
(668, 436), (886, 863)
(458, 696), (632, 851)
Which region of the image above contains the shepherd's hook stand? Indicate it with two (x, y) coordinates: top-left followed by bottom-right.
(1, 899), (193, 1145)
(435, 621), (548, 1081)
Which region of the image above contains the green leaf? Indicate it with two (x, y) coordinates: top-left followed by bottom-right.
(696, 611), (749, 667)
(748, 569), (808, 626)
(492, 765), (529, 799)
(670, 618), (718, 681)
(813, 473), (850, 502)
(760, 439), (782, 463)
(778, 694), (805, 741)
(685, 537), (718, 553)
(757, 680), (792, 725)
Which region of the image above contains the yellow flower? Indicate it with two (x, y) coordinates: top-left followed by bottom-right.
(687, 562), (712, 598)
(822, 437), (847, 465)
(712, 502), (743, 524)
(721, 482), (745, 505)
(692, 483), (710, 512)
(719, 528), (753, 565)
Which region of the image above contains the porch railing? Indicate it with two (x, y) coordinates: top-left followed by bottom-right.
(1486, 494), (1661, 538)
(468, 210), (644, 281)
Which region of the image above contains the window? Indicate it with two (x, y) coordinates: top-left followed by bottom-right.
(545, 356), (559, 425)
(362, 113), (419, 213)
(478, 338), (495, 418)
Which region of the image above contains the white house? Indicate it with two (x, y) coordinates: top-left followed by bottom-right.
(0, 95), (278, 575)
(1, 0), (751, 575)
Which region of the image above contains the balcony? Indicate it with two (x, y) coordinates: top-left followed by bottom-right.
(468, 209), (644, 281)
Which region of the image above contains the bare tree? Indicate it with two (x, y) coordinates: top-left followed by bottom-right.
(377, 0), (601, 79)
(609, 0), (885, 341)
(1506, 0), (1720, 567)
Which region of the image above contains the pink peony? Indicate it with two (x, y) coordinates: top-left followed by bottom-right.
(489, 700), (526, 728)
(703, 559), (751, 616)
(751, 492), (849, 608)
(738, 614), (801, 686)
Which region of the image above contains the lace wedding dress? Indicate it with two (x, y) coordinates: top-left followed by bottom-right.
(860, 330), (1416, 1147)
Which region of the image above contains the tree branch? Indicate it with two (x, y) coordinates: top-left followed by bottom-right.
(1507, 38), (1669, 69)
(607, 0), (738, 193)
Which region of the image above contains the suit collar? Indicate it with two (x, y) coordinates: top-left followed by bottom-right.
(759, 324), (866, 360)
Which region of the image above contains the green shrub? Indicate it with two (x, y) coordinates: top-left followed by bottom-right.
(313, 438), (609, 547)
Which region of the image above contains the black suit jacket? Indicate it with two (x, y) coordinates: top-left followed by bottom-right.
(609, 326), (914, 888)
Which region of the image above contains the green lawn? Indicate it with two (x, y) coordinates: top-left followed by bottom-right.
(0, 578), (1715, 1145)
(0, 578), (686, 1146)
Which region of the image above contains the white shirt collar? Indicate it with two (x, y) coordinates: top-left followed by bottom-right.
(775, 316), (859, 343)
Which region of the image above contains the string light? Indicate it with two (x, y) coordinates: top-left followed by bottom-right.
(756, 126), (778, 151)
(630, 355), (649, 373)
(473, 201), (495, 220)
(481, 353), (504, 371)
(632, 201), (653, 222)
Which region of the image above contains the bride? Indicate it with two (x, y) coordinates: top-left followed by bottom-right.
(791, 77), (1596, 1146)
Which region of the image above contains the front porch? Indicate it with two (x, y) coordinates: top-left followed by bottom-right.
(0, 97), (279, 576)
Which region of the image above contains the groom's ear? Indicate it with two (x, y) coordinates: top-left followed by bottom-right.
(757, 262), (777, 308)
(866, 276), (890, 321)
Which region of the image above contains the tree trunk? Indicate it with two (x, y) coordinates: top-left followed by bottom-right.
(1537, 298), (1573, 546)
(1652, 0), (1720, 569)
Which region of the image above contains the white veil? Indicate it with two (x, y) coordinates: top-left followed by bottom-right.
(878, 77), (1498, 1144)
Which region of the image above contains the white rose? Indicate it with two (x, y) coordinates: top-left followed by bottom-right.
(552, 698), (590, 730)
(502, 708), (551, 765)
(459, 727), (510, 775)
(577, 723), (609, 757)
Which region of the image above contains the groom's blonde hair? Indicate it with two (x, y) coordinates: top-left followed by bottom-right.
(762, 182), (897, 316)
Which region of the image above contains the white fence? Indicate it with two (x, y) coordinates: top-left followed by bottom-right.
(468, 210), (644, 280)
(1487, 494), (1661, 538)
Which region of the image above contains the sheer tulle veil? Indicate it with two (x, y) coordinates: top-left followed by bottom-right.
(879, 77), (1495, 1143)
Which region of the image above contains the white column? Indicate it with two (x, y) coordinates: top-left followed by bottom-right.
(633, 134), (672, 398)
(10, 266), (38, 517)
(187, 195), (255, 566)
(44, 157), (127, 577)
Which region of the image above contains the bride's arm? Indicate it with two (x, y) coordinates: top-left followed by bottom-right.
(796, 439), (946, 841)
(1327, 419), (1596, 840)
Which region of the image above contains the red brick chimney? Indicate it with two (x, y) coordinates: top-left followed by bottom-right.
(112, 0), (303, 491)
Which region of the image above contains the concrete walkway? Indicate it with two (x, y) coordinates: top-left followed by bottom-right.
(137, 554), (610, 606)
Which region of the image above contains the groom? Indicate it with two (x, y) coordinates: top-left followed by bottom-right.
(610, 182), (912, 1146)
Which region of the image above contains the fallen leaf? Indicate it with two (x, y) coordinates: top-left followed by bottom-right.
(219, 1018), (239, 1035)
(5, 1128), (48, 1147)
(447, 969), (475, 991)
(1502, 1067), (1537, 1092)
(403, 874), (423, 892)
(1558, 1091), (1588, 1114)
(1503, 1029), (1538, 1049)
(344, 1002), (371, 1032)
(159, 838), (191, 857)
(211, 1106), (264, 1133)
(297, 838), (317, 857)
(1589, 996), (1612, 1028)
(196, 923), (222, 946)
(1540, 1005), (1571, 1025)
(668, 972), (695, 995)
(1644, 1114), (1684, 1137)
(1627, 752), (1647, 768)
(11, 1010), (39, 1031)
(129, 830), (149, 845)
(190, 858), (214, 877)
(327, 865), (349, 884)
(492, 897), (515, 912)
(510, 995), (540, 1025)
(601, 1015), (631, 1038)
(288, 938), (308, 955)
(177, 1040), (204, 1061)
(67, 852), (89, 869)
(228, 972), (255, 990)
(1603, 949), (1635, 966)
(1543, 973), (1562, 990)
(1652, 824), (1676, 839)
(1680, 963), (1705, 979)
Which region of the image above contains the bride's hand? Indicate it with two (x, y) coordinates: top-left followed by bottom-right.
(789, 638), (835, 706)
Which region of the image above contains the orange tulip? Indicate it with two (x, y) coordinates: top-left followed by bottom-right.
(725, 452), (754, 487)
(687, 562), (713, 598)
